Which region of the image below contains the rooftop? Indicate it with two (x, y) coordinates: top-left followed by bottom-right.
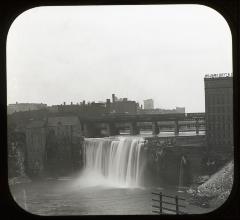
(47, 116), (80, 127)
(204, 73), (232, 79)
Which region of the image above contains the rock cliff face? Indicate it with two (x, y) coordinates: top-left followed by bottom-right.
(142, 135), (234, 188)
(140, 136), (196, 187)
(139, 134), (221, 187)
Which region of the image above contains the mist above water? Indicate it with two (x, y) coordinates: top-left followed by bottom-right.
(72, 137), (146, 189)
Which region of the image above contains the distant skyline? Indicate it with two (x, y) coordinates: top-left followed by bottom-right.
(7, 5), (232, 112)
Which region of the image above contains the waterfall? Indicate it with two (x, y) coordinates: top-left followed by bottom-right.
(178, 155), (186, 192)
(83, 137), (145, 188)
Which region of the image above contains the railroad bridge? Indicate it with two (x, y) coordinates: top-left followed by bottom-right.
(79, 113), (205, 137)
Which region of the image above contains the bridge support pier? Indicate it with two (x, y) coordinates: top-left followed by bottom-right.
(152, 122), (160, 135)
(174, 120), (179, 135)
(106, 123), (119, 136)
(195, 119), (199, 135)
(83, 123), (100, 137)
(130, 122), (140, 135)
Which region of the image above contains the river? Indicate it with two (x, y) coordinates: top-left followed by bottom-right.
(10, 131), (212, 215)
(10, 177), (212, 215)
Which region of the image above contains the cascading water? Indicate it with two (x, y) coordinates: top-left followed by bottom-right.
(82, 137), (145, 188)
(178, 155), (187, 192)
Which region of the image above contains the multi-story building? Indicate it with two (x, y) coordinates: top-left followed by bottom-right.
(7, 102), (47, 115)
(143, 99), (154, 109)
(25, 116), (83, 177)
(204, 73), (233, 149)
(110, 94), (137, 114)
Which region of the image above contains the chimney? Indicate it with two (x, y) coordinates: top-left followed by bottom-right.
(112, 94), (115, 103)
(106, 99), (110, 113)
(71, 102), (73, 105)
(64, 102), (66, 105)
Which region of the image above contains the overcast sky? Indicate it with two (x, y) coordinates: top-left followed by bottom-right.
(7, 4), (232, 112)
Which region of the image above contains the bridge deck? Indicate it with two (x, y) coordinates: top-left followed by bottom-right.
(80, 113), (205, 123)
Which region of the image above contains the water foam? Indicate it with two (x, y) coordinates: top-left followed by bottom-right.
(78, 137), (145, 188)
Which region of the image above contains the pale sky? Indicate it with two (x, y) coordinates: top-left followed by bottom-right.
(6, 4), (232, 112)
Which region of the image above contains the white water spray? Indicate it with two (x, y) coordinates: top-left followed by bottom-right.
(81, 137), (145, 188)
(178, 156), (186, 192)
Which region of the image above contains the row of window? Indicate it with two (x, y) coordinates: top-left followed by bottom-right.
(208, 127), (232, 133)
(207, 115), (232, 122)
(208, 131), (232, 138)
(208, 129), (229, 135)
(207, 105), (232, 114)
(208, 133), (232, 139)
(207, 121), (232, 127)
(208, 139), (233, 145)
(206, 92), (232, 105)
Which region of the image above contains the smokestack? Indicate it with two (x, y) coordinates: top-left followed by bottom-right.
(71, 102), (73, 105)
(112, 94), (115, 103)
(64, 102), (66, 105)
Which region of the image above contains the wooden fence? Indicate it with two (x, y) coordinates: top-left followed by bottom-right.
(152, 192), (186, 214)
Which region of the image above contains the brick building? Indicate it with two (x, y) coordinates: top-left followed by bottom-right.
(204, 73), (233, 149)
(25, 116), (83, 177)
(8, 102), (47, 115)
(110, 94), (137, 114)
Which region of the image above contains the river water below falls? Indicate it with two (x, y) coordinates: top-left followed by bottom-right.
(10, 132), (211, 215)
(10, 178), (212, 215)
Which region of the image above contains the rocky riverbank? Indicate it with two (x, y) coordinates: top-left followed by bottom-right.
(187, 160), (233, 209)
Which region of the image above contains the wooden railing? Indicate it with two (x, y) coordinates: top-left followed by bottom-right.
(152, 192), (186, 214)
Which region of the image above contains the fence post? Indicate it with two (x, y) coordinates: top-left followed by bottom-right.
(175, 195), (179, 214)
(159, 192), (162, 214)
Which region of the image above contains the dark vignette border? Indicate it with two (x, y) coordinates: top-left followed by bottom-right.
(0, 0), (239, 219)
